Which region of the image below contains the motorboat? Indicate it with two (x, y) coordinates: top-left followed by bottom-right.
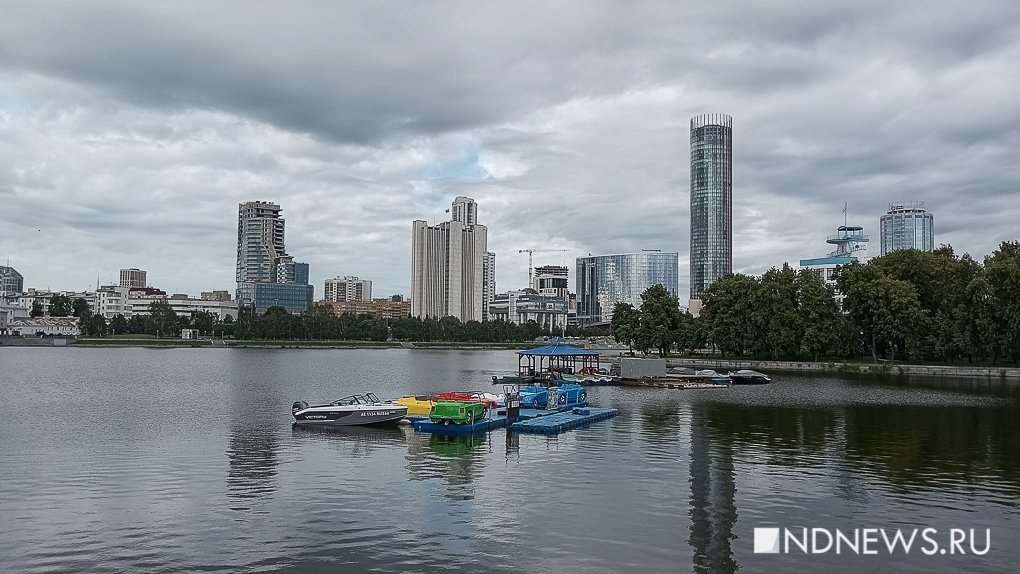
(292, 393), (408, 426)
(727, 369), (772, 384)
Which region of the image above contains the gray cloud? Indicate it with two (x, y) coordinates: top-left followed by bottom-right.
(1, 0), (1018, 299)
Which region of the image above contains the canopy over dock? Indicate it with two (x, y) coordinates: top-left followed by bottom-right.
(515, 338), (600, 377)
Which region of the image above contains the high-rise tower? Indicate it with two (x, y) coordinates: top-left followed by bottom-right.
(236, 201), (287, 285)
(689, 113), (733, 302)
(236, 201), (312, 313)
(880, 201), (934, 255)
(411, 197), (488, 321)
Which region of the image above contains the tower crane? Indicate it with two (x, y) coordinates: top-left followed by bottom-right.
(518, 248), (569, 287)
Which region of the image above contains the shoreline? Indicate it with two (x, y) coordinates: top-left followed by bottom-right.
(6, 338), (1019, 378)
(663, 357), (1020, 379)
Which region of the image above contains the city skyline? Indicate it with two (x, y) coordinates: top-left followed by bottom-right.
(2, 2), (1018, 298)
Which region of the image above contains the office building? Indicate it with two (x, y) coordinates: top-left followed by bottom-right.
(880, 201), (934, 255)
(410, 197), (488, 321)
(575, 251), (679, 324)
(489, 289), (568, 331)
(324, 276), (373, 302)
(482, 252), (496, 321)
(1, 266), (24, 295)
(690, 113), (733, 302)
(119, 268), (147, 289)
(800, 221), (869, 310)
(534, 265), (569, 299)
(235, 201), (312, 314)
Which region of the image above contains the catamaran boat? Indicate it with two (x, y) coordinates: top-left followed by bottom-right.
(291, 393), (408, 427)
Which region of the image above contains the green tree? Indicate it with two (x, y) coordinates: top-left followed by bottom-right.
(30, 300), (44, 317)
(109, 314), (129, 336)
(796, 269), (840, 361)
(85, 313), (108, 337)
(984, 241), (1020, 364)
(48, 294), (73, 317)
(71, 298), (91, 320)
(701, 274), (761, 357)
(610, 303), (640, 353)
(756, 264), (802, 359)
(145, 299), (179, 338)
(635, 284), (682, 357)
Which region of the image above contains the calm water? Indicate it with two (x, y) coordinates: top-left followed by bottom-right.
(1, 348), (1018, 573)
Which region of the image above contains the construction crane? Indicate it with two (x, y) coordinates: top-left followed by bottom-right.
(518, 248), (569, 287)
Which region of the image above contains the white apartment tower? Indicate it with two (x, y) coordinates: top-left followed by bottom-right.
(482, 251), (496, 322)
(324, 276), (373, 302)
(411, 197), (488, 321)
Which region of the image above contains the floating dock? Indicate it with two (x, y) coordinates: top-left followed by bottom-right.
(621, 377), (730, 390)
(511, 407), (620, 434)
(409, 401), (617, 435)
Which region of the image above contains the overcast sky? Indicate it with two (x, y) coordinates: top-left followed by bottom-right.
(1, 1), (1018, 300)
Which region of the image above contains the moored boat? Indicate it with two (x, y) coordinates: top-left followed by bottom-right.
(727, 369), (772, 384)
(292, 393), (408, 426)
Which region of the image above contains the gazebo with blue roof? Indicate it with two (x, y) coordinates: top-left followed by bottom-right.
(514, 337), (601, 379)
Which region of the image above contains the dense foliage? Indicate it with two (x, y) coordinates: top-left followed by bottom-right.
(693, 242), (1020, 364)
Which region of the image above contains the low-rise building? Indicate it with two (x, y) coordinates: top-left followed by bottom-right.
(489, 289), (568, 331)
(317, 298), (411, 320)
(5, 317), (80, 337)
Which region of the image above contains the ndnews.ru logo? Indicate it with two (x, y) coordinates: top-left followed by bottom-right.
(754, 527), (990, 556)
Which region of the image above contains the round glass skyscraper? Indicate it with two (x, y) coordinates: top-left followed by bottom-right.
(689, 113), (733, 300)
(879, 201), (934, 255)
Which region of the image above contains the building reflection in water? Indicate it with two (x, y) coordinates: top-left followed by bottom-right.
(227, 422), (280, 511)
(688, 403), (738, 574)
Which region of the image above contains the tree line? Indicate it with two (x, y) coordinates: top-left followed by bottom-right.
(52, 296), (600, 342)
(610, 241), (1020, 365)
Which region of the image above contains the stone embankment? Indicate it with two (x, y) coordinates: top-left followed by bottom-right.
(667, 357), (1020, 379)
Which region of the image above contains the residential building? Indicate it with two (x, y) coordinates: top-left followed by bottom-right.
(482, 252), (496, 321)
(235, 201), (312, 314)
(317, 298), (411, 320)
(690, 113), (733, 304)
(880, 201), (935, 255)
(1, 265), (23, 295)
(575, 251), (679, 324)
(119, 268), (147, 289)
(410, 197), (488, 321)
(324, 276), (373, 302)
(236, 201), (287, 285)
(489, 289), (568, 332)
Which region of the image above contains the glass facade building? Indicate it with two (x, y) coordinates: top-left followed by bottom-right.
(237, 282), (313, 315)
(880, 202), (934, 255)
(1, 266), (24, 295)
(575, 252), (679, 324)
(690, 113), (733, 300)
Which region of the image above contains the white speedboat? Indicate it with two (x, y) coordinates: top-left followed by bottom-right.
(291, 393), (408, 427)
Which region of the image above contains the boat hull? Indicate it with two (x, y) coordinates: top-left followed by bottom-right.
(293, 406), (407, 427)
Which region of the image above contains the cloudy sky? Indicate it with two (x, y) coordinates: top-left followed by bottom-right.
(1, 1), (1018, 300)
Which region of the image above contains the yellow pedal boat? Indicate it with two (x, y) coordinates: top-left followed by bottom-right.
(392, 395), (434, 415)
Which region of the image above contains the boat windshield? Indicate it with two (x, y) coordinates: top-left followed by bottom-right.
(330, 394), (381, 406)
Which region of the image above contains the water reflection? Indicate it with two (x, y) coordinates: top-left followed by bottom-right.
(405, 432), (489, 494)
(689, 404), (738, 574)
(226, 422), (279, 510)
(289, 423), (409, 457)
(698, 401), (1020, 492)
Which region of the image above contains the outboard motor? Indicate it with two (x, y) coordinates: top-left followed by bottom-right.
(292, 401), (309, 415)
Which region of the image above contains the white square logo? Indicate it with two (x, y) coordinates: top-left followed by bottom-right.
(754, 528), (781, 554)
